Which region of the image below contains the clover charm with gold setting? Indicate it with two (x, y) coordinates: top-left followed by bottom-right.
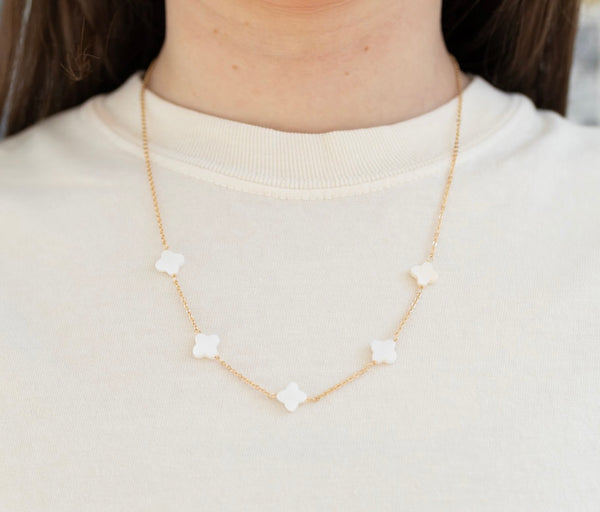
(155, 249), (185, 277)
(276, 382), (307, 412)
(410, 261), (438, 287)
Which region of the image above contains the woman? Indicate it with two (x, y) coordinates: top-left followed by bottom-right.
(1, 0), (598, 510)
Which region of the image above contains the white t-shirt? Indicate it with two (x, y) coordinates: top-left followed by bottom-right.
(1, 70), (599, 511)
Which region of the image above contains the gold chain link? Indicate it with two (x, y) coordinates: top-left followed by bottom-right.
(139, 54), (463, 405)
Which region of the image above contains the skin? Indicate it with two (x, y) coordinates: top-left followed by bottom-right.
(148, 0), (471, 133)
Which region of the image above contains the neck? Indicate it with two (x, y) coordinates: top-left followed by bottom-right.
(148, 0), (468, 133)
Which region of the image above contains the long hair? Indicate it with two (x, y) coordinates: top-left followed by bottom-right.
(0, 0), (582, 138)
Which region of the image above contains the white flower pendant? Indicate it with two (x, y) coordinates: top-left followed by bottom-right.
(155, 249), (185, 276)
(410, 261), (438, 287)
(276, 382), (307, 412)
(370, 339), (397, 364)
(193, 333), (221, 359)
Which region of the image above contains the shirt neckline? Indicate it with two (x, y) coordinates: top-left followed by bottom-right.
(87, 69), (525, 199)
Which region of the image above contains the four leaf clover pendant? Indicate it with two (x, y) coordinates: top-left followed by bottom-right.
(155, 249), (185, 277)
(410, 261), (438, 287)
(192, 333), (221, 359)
(155, 248), (439, 412)
(276, 382), (307, 412)
(370, 339), (397, 364)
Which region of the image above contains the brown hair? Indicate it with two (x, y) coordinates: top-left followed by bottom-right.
(0, 0), (582, 138)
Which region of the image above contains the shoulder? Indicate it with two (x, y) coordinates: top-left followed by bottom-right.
(516, 104), (600, 202)
(0, 96), (135, 190)
(515, 104), (600, 205)
(516, 101), (600, 170)
(462, 74), (600, 171)
(0, 95), (142, 253)
(453, 79), (600, 272)
(463, 78), (600, 202)
(499, 97), (600, 224)
(1, 98), (88, 162)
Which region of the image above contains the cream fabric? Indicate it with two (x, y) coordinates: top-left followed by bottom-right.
(1, 70), (599, 511)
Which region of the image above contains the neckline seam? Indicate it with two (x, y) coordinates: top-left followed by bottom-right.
(82, 84), (525, 199)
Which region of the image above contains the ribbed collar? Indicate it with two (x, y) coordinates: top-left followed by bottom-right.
(88, 69), (523, 198)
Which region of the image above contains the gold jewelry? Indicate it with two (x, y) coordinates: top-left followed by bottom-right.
(140, 55), (463, 412)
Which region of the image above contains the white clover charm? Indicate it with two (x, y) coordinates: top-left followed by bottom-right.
(276, 382), (307, 412)
(192, 333), (221, 359)
(370, 339), (397, 364)
(410, 261), (438, 287)
(155, 249), (185, 276)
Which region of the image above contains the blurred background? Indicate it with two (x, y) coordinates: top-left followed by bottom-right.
(0, 0), (599, 127)
(570, 0), (600, 124)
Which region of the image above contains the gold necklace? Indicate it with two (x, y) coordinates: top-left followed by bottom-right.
(140, 55), (463, 412)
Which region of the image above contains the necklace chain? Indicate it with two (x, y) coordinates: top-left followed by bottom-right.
(139, 55), (463, 408)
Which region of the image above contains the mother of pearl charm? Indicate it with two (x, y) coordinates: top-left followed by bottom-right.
(410, 261), (438, 287)
(276, 382), (307, 412)
(193, 333), (221, 359)
(155, 249), (185, 276)
(370, 339), (397, 364)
